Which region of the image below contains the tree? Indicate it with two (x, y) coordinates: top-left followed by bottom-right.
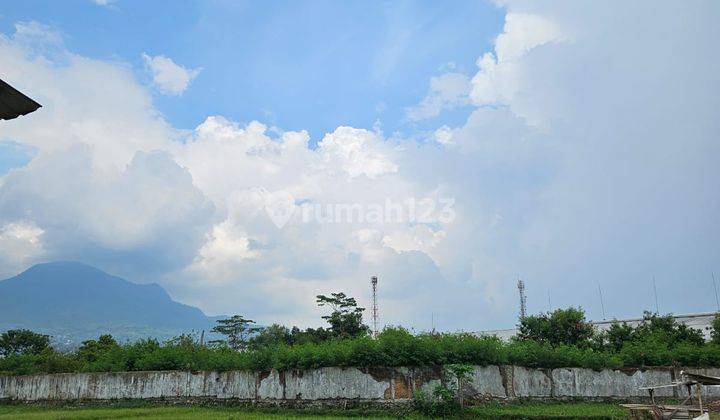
(316, 292), (369, 339)
(165, 333), (199, 348)
(632, 311), (704, 346)
(248, 324), (292, 349)
(517, 307), (595, 347)
(77, 334), (119, 362)
(604, 322), (635, 352)
(289, 326), (332, 345)
(0, 329), (50, 356)
(711, 314), (720, 345)
(210, 315), (260, 350)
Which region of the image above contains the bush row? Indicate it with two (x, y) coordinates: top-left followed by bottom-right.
(3, 328), (720, 376)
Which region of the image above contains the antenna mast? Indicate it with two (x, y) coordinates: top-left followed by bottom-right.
(652, 276), (659, 314)
(371, 276), (379, 338)
(713, 272), (720, 312)
(517, 278), (527, 319)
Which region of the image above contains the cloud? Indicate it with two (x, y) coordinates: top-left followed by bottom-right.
(433, 125), (456, 146)
(469, 12), (564, 125)
(0, 146), (215, 276)
(0, 221), (45, 278)
(1, 1), (719, 333)
(0, 24), (458, 327)
(0, 26), (175, 169)
(406, 72), (471, 121)
(455, 1), (720, 318)
(12, 21), (63, 46)
(142, 53), (202, 95)
(318, 127), (398, 179)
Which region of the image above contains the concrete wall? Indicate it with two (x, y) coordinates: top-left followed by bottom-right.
(0, 365), (698, 402)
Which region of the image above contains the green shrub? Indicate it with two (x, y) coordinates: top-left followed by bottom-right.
(3, 316), (720, 377)
(413, 385), (461, 417)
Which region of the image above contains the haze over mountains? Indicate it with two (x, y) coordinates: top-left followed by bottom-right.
(0, 261), (220, 349)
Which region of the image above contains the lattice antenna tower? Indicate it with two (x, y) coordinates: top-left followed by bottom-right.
(371, 276), (379, 338)
(517, 278), (527, 319)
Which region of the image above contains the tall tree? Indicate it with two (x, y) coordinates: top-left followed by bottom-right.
(248, 324), (292, 349)
(517, 307), (595, 347)
(210, 315), (260, 350)
(632, 311), (704, 346)
(316, 292), (369, 338)
(76, 334), (119, 362)
(0, 329), (50, 356)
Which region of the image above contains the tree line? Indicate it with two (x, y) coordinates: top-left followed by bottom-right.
(3, 291), (720, 375)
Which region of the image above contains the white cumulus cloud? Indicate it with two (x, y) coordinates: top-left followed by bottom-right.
(142, 53), (202, 96)
(469, 12), (564, 121)
(1, 1), (719, 331)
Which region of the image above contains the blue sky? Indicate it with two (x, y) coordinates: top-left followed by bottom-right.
(1, 0), (502, 142)
(0, 1), (718, 330)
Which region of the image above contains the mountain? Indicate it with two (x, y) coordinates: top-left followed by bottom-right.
(0, 261), (221, 349)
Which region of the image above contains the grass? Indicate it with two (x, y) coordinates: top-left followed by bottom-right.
(0, 405), (386, 420)
(469, 401), (628, 419)
(0, 401), (639, 419)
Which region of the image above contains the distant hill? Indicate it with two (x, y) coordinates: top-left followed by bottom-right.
(0, 261), (221, 349)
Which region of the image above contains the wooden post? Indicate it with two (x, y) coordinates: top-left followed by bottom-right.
(697, 383), (703, 414)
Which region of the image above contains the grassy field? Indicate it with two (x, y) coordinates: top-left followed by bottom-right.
(0, 406), (368, 420)
(0, 401), (635, 419)
(469, 401), (628, 418)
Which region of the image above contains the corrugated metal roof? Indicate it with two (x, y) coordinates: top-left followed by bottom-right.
(0, 79), (41, 120)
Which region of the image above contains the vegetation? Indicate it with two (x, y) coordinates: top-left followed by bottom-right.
(316, 292), (370, 339)
(469, 400), (629, 418)
(1, 295), (719, 376)
(0, 404), (395, 419)
(517, 306), (594, 346)
(413, 364), (474, 417)
(0, 401), (634, 419)
(710, 313), (720, 344)
(0, 329), (50, 357)
(210, 315), (260, 350)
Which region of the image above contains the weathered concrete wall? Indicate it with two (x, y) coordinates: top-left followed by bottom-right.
(512, 366), (552, 397)
(0, 366), (698, 402)
(551, 368), (674, 398)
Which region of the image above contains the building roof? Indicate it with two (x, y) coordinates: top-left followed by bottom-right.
(0, 79), (41, 120)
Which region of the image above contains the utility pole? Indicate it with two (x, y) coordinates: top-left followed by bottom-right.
(371, 276), (379, 338)
(598, 283), (606, 320)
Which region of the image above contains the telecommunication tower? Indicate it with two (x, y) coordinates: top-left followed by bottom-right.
(371, 276), (379, 338)
(517, 279), (527, 319)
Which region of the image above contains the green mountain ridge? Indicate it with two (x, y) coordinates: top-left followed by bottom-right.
(0, 261), (222, 349)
